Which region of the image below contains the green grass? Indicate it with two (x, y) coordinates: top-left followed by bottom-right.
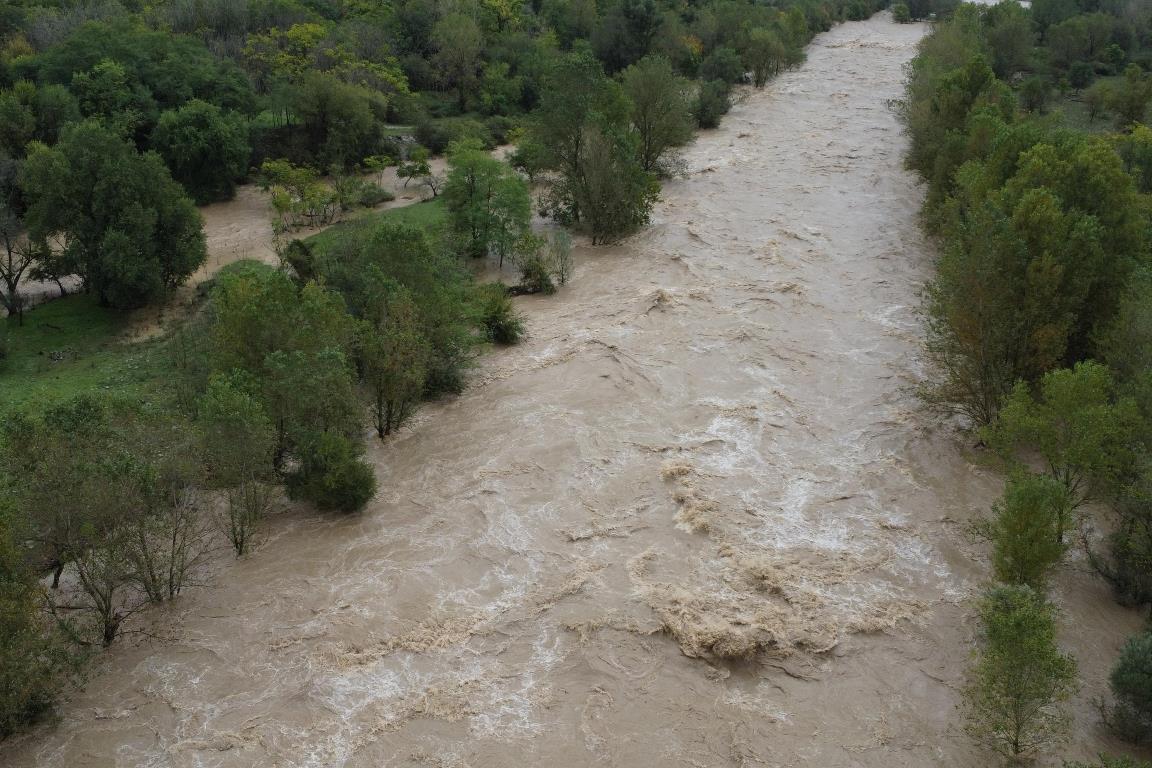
(306, 198), (448, 250)
(1, 295), (167, 412)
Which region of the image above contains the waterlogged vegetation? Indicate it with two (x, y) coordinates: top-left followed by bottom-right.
(904, 1), (1152, 763)
(0, 0), (895, 740)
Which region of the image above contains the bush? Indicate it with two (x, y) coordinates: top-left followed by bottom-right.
(1108, 633), (1152, 743)
(1066, 757), (1152, 768)
(516, 250), (556, 295)
(700, 46), (745, 84)
(1020, 76), (1052, 113)
(694, 80), (732, 129)
(892, 3), (911, 22)
(415, 117), (493, 155)
(287, 432), (377, 513)
(485, 115), (518, 145)
(477, 283), (524, 344)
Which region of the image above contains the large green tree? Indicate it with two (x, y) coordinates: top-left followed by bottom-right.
(621, 55), (695, 175)
(20, 120), (206, 309)
(151, 100), (250, 204)
(443, 139), (531, 261)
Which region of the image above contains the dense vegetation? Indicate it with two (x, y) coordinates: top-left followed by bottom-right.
(0, 0), (896, 739)
(903, 1), (1152, 763)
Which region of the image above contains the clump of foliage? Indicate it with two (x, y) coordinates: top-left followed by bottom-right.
(1105, 632), (1152, 743)
(965, 585), (1078, 761)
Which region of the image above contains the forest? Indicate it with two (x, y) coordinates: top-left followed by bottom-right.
(904, 0), (1152, 763)
(0, 0), (899, 739)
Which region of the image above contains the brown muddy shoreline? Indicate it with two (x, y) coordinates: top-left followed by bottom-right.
(3, 13), (1148, 768)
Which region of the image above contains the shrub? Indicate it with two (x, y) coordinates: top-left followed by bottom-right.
(516, 250), (556, 295)
(1066, 756), (1152, 768)
(416, 117), (493, 155)
(699, 47), (745, 84)
(477, 283), (524, 344)
(694, 80), (732, 129)
(287, 432), (377, 513)
(1107, 633), (1152, 743)
(892, 3), (912, 22)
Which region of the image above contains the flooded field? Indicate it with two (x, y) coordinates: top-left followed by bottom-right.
(3, 12), (1145, 768)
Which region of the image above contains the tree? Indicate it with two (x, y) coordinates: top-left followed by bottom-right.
(744, 28), (794, 88)
(568, 123), (658, 244)
(0, 157), (35, 324)
(286, 431), (377, 512)
(699, 46), (744, 84)
(432, 14), (483, 112)
(987, 473), (1070, 590)
(1107, 632), (1152, 743)
(1111, 65), (1152, 129)
(0, 491), (77, 736)
(694, 80), (732, 129)
(359, 291), (430, 438)
(1085, 80), (1113, 122)
(19, 120), (206, 309)
(198, 376), (276, 556)
(987, 362), (1140, 539)
(621, 55), (695, 175)
(151, 100), (250, 204)
(397, 146), (431, 188)
(1020, 76), (1051, 113)
(443, 139), (531, 261)
(964, 585), (1078, 760)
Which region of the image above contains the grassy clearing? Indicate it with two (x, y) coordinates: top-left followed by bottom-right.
(308, 198), (448, 251)
(1, 295), (168, 412)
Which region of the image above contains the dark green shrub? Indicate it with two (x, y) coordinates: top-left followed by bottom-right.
(892, 3), (911, 22)
(699, 47), (745, 84)
(287, 432), (377, 513)
(1108, 633), (1152, 743)
(477, 283), (524, 344)
(416, 117), (493, 155)
(694, 80), (732, 129)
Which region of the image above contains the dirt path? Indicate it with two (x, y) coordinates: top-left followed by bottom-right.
(3, 14), (1147, 768)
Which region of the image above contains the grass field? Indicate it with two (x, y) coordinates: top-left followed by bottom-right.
(307, 198), (448, 251)
(1, 295), (167, 412)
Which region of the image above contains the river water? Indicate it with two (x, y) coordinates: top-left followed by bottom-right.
(4, 13), (1146, 768)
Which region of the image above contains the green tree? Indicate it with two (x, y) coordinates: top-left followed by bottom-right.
(151, 100), (250, 204)
(744, 28), (795, 88)
(699, 46), (745, 84)
(1107, 632), (1152, 743)
(286, 431), (377, 512)
(20, 120), (206, 309)
(965, 585), (1078, 760)
(443, 139), (531, 261)
(432, 13), (483, 112)
(693, 79), (732, 129)
(0, 491), (77, 736)
(621, 55), (695, 175)
(1111, 65), (1152, 129)
(987, 473), (1070, 589)
(987, 362), (1140, 539)
(568, 123), (658, 244)
(358, 291), (430, 438)
(198, 376), (276, 556)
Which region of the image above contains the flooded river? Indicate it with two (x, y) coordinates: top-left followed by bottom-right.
(4, 12), (1146, 768)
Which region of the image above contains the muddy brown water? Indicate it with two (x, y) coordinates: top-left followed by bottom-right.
(4, 13), (1148, 768)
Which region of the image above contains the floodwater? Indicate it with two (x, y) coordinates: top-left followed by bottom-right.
(4, 13), (1147, 768)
